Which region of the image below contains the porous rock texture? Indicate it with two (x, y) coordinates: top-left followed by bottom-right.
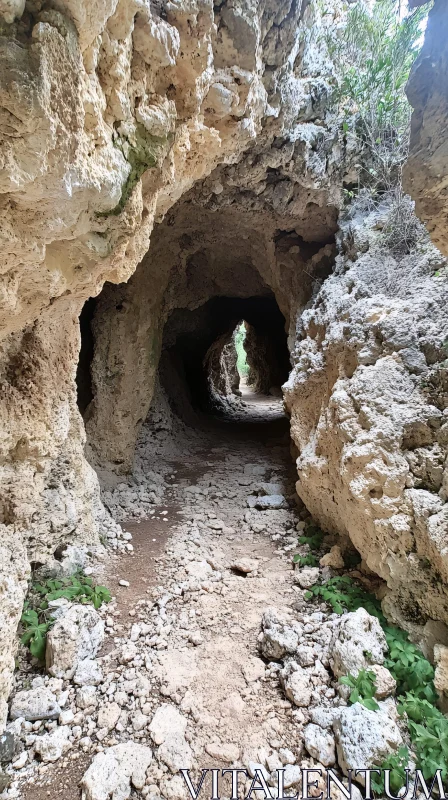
(284, 197), (448, 638)
(0, 0), (345, 731)
(404, 0), (448, 256)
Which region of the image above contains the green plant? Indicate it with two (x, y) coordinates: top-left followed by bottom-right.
(34, 573), (111, 611)
(293, 554), (319, 568)
(20, 609), (52, 661)
(328, 0), (429, 192)
(371, 747), (410, 795)
(298, 525), (325, 551)
(234, 323), (249, 378)
(20, 572), (111, 661)
(305, 575), (384, 618)
(339, 669), (379, 711)
(408, 712), (448, 781)
(384, 626), (437, 702)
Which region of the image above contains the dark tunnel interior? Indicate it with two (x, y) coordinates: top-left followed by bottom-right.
(158, 295), (291, 421)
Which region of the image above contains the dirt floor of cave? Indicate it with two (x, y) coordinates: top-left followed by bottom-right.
(20, 390), (307, 800)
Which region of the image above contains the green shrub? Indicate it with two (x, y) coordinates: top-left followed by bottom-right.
(339, 669), (379, 711)
(306, 573), (446, 781)
(298, 524), (325, 551)
(371, 747), (411, 795)
(305, 575), (384, 618)
(293, 553), (319, 568)
(328, 0), (429, 192)
(20, 572), (111, 662)
(234, 323), (249, 378)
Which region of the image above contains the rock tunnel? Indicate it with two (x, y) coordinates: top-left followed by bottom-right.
(76, 196), (337, 476)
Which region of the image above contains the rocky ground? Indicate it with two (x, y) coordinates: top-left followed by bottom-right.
(1, 391), (411, 800)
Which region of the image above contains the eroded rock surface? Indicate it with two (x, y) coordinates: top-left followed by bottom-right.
(284, 198), (448, 632)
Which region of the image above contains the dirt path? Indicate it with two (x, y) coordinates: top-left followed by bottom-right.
(12, 394), (368, 800)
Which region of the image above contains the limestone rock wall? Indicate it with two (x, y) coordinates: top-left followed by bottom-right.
(284, 199), (448, 636)
(404, 0), (448, 256)
(0, 0), (347, 729)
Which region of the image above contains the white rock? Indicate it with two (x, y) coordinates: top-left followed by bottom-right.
(149, 704), (187, 746)
(304, 723), (336, 767)
(158, 733), (193, 773)
(149, 704), (192, 773)
(76, 686), (98, 710)
(97, 703), (121, 731)
(260, 608), (301, 660)
(34, 726), (71, 763)
(330, 608), (387, 678)
(319, 546), (344, 569)
(59, 709), (75, 725)
(333, 703), (402, 783)
(80, 742), (153, 800)
(10, 688), (60, 721)
(12, 751), (28, 769)
(231, 557), (258, 574)
(278, 748), (295, 765)
(294, 567), (320, 589)
(46, 604), (105, 678)
(132, 712), (149, 732)
(253, 495), (287, 510)
(119, 580), (130, 587)
(369, 664), (396, 699)
(283, 765), (302, 788)
(185, 560), (212, 581)
(248, 762), (270, 780)
(280, 663), (313, 707)
(74, 659), (103, 686)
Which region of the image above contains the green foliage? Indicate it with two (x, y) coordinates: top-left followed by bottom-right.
(407, 712), (448, 781)
(298, 525), (325, 551)
(34, 573), (111, 611)
(329, 0), (429, 191)
(384, 626), (437, 702)
(20, 610), (52, 661)
(339, 669), (379, 711)
(293, 553), (318, 568)
(20, 572), (111, 661)
(306, 571), (448, 782)
(305, 575), (384, 618)
(370, 747), (410, 795)
(234, 323), (249, 378)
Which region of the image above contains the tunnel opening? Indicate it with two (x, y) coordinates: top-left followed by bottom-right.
(154, 295), (291, 427)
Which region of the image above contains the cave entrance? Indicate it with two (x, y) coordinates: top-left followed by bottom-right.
(155, 295), (291, 428)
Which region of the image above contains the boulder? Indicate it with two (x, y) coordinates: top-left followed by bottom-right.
(280, 662), (313, 707)
(330, 608), (387, 678)
(74, 659), (103, 686)
(304, 723), (336, 767)
(260, 608), (301, 660)
(10, 688), (60, 721)
(46, 604), (105, 678)
(80, 742), (153, 800)
(34, 726), (71, 763)
(319, 546), (344, 569)
(149, 704), (192, 774)
(369, 664), (396, 699)
(333, 703), (402, 783)
(253, 495), (287, 510)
